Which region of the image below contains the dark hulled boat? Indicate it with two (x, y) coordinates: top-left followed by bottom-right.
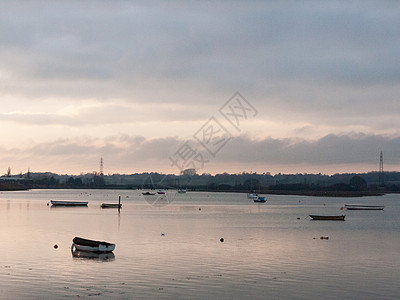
(71, 237), (115, 253)
(309, 215), (345, 221)
(101, 203), (122, 209)
(344, 204), (384, 210)
(50, 200), (88, 206)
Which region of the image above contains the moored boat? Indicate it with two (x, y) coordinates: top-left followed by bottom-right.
(101, 203), (122, 209)
(71, 237), (115, 253)
(178, 189), (187, 194)
(50, 200), (88, 206)
(344, 204), (384, 210)
(247, 192), (258, 200)
(157, 190), (165, 194)
(254, 196), (266, 203)
(142, 192), (156, 196)
(247, 173), (259, 200)
(309, 215), (345, 221)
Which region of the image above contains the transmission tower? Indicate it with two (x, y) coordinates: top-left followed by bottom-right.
(378, 151), (384, 186)
(100, 157), (104, 176)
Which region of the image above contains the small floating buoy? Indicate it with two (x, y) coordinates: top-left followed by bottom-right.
(161, 233), (165, 236)
(220, 238), (224, 243)
(54, 244), (58, 249)
(199, 208), (201, 211)
(297, 217), (300, 220)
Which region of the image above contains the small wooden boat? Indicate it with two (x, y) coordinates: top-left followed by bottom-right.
(101, 203), (122, 209)
(50, 200), (88, 206)
(254, 196), (266, 203)
(344, 204), (384, 210)
(71, 237), (115, 253)
(142, 192), (156, 196)
(309, 215), (345, 221)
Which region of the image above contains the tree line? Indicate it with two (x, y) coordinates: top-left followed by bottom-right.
(1, 170), (400, 195)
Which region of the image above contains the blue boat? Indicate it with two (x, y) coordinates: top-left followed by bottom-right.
(254, 196), (266, 203)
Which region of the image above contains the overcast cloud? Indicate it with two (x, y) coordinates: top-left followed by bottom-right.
(0, 1), (399, 174)
(1, 133), (398, 175)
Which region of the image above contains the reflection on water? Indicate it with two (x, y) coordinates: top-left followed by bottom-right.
(71, 249), (115, 261)
(0, 189), (400, 299)
(49, 205), (89, 210)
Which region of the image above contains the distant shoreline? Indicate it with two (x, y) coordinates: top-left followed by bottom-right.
(0, 186), (387, 197)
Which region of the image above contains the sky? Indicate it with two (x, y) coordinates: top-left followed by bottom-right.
(1, 1), (400, 176)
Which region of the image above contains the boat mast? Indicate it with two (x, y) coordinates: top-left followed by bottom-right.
(379, 151), (384, 186)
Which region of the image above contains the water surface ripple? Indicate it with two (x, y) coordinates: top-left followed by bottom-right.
(1, 190), (399, 299)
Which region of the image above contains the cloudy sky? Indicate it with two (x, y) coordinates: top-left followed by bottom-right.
(1, 1), (400, 175)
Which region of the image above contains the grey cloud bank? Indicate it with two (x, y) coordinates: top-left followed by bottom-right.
(2, 133), (398, 175)
(1, 2), (399, 95)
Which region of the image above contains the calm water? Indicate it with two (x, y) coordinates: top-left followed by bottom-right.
(1, 189), (399, 299)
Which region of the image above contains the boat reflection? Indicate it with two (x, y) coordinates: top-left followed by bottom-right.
(71, 249), (115, 261)
(50, 206), (88, 210)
